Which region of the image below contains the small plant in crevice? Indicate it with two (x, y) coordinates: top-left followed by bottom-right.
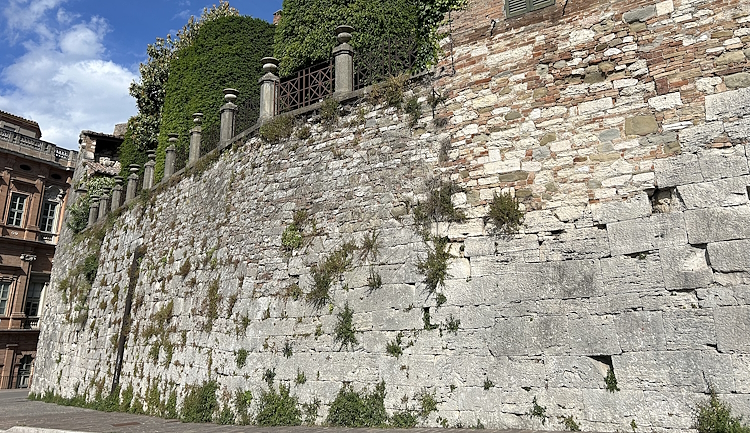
(471, 419), (486, 429)
(436, 292), (447, 307)
(235, 348), (248, 368)
(306, 242), (357, 309)
(483, 378), (494, 390)
(281, 210), (308, 251)
(334, 302), (358, 350)
(417, 237), (452, 294)
(217, 406), (235, 425)
(390, 410), (418, 428)
(694, 388), (750, 433)
(255, 383), (302, 426)
(284, 283), (303, 300)
(263, 368), (276, 387)
(202, 279), (222, 332)
(283, 341), (293, 358)
(445, 314), (460, 335)
(418, 390), (438, 419)
(369, 74), (407, 109)
(605, 367), (620, 392)
(359, 230), (379, 262)
(178, 257), (191, 277)
(259, 114), (294, 143)
(405, 96), (422, 127)
(295, 125), (311, 140)
(414, 181), (466, 237)
(295, 369), (307, 385)
(320, 98), (339, 126)
(486, 191), (523, 235)
(367, 268), (382, 292)
(528, 396), (548, 425)
(631, 419), (638, 432)
(560, 415), (581, 431)
(386, 332), (404, 357)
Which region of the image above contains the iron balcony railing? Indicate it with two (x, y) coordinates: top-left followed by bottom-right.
(278, 60), (335, 113)
(354, 36), (421, 91)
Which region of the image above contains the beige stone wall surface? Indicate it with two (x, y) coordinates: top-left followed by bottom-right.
(31, 0), (750, 431)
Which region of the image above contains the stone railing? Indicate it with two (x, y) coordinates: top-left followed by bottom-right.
(0, 128), (77, 167)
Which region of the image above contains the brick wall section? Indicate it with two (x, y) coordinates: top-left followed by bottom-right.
(437, 0), (748, 212)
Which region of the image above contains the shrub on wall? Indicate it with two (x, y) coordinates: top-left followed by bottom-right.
(154, 15), (275, 181)
(273, 0), (466, 77)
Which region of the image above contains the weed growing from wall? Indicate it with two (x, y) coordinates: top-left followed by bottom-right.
(181, 381), (219, 423)
(263, 368), (276, 387)
(334, 302), (358, 350)
(302, 398), (321, 425)
(283, 341), (294, 358)
(483, 378), (494, 390)
(327, 381), (388, 427)
(320, 98), (339, 126)
(203, 279), (222, 331)
(391, 410), (418, 428)
(360, 230), (380, 261)
(694, 390), (750, 433)
(386, 332), (404, 357)
(405, 96), (422, 127)
(367, 268), (383, 292)
(559, 415), (581, 431)
(369, 75), (408, 108)
(528, 396), (548, 425)
(445, 314), (460, 334)
(418, 390), (438, 419)
(235, 348), (248, 368)
(414, 181), (466, 237)
(486, 191), (523, 235)
(255, 384), (302, 426)
(605, 368), (620, 392)
(234, 390), (253, 425)
(306, 242), (357, 308)
(417, 237), (452, 294)
(259, 114), (294, 142)
(295, 369), (307, 385)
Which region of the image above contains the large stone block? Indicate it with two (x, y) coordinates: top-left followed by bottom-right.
(684, 206), (750, 244)
(600, 255), (665, 294)
(679, 122), (725, 151)
(623, 5), (656, 23)
(568, 314), (621, 355)
(698, 147), (749, 181)
(512, 260), (601, 301)
(489, 315), (570, 356)
(545, 356), (608, 388)
(707, 240), (750, 272)
(616, 311), (666, 352)
(715, 306), (750, 353)
(616, 351), (706, 391)
(706, 87), (750, 121)
(660, 245), (714, 290)
(607, 213), (687, 256)
(540, 226), (611, 261)
(663, 309), (716, 350)
(591, 192), (652, 224)
(677, 176), (750, 209)
(625, 115), (659, 136)
(654, 153), (704, 187)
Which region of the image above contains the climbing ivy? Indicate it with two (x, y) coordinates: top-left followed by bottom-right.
(273, 0), (466, 77)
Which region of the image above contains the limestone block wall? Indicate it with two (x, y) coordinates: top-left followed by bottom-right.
(32, 0), (750, 431)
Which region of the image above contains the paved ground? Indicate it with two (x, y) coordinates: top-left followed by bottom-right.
(0, 389), (577, 433)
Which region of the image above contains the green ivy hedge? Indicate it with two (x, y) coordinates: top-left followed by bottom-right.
(154, 15), (274, 181)
(274, 0), (466, 77)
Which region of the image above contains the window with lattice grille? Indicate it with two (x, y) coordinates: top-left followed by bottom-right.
(506, 0), (555, 18)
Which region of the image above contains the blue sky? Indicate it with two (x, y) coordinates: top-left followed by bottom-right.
(0, 0), (283, 150)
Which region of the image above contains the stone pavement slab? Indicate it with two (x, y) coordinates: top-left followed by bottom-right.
(0, 390), (595, 433)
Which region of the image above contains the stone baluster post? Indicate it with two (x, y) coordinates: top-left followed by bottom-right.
(333, 25), (355, 95)
(220, 89), (238, 144)
(111, 177), (123, 212)
(143, 151), (156, 190)
(259, 58), (280, 122)
(87, 195), (99, 228)
(164, 135), (177, 179)
(98, 188), (111, 220)
(126, 164), (139, 202)
(189, 113), (203, 164)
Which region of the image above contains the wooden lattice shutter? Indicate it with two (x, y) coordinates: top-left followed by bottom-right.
(530, 0), (555, 12)
(506, 0), (528, 18)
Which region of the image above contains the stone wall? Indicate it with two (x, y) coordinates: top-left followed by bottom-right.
(31, 0), (750, 431)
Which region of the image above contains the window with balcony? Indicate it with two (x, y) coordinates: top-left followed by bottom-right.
(6, 193), (27, 227)
(39, 201), (59, 233)
(506, 0), (555, 18)
(0, 281), (10, 316)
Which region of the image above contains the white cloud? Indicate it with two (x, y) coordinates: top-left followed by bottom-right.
(0, 1), (137, 150)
